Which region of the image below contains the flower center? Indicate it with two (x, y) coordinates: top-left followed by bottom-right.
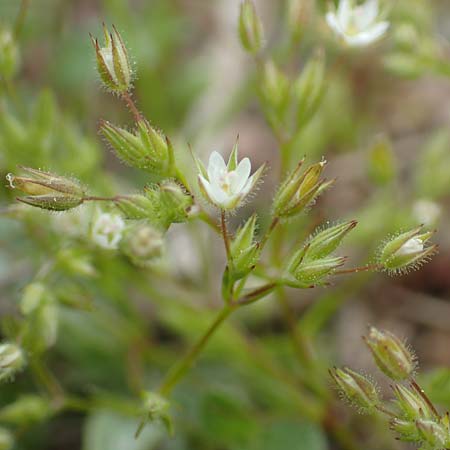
(218, 170), (237, 194)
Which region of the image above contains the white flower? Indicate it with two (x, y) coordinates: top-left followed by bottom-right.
(91, 212), (125, 249)
(413, 199), (441, 226)
(326, 0), (389, 47)
(198, 148), (264, 210)
(396, 237), (423, 257)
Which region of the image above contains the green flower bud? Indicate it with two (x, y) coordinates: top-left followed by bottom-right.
(136, 392), (172, 438)
(157, 181), (193, 224)
(378, 226), (437, 274)
(389, 419), (421, 442)
(0, 395), (52, 426)
(238, 0), (264, 54)
(273, 159), (329, 218)
(91, 24), (132, 93)
(259, 61), (290, 116)
(392, 384), (434, 421)
(0, 343), (26, 383)
(0, 427), (14, 450)
(0, 27), (19, 80)
(21, 282), (48, 315)
(287, 0), (312, 43)
(230, 214), (261, 279)
(294, 49), (325, 129)
(305, 221), (357, 260)
(329, 367), (380, 412)
(6, 167), (85, 211)
(121, 223), (164, 267)
(415, 419), (447, 448)
(100, 120), (173, 175)
(364, 327), (416, 381)
(367, 137), (396, 186)
(286, 255), (346, 288)
(115, 194), (155, 219)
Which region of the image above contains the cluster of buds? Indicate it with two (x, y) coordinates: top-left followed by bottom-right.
(238, 0), (264, 55)
(115, 180), (193, 229)
(0, 343), (26, 383)
(331, 327), (450, 449)
(284, 221), (356, 288)
(100, 119), (174, 176)
(273, 159), (332, 219)
(378, 225), (438, 274)
(91, 24), (132, 93)
(196, 142), (265, 211)
(6, 167), (86, 211)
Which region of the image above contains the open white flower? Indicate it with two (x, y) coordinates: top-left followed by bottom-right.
(197, 146), (264, 210)
(326, 0), (389, 47)
(91, 212), (125, 249)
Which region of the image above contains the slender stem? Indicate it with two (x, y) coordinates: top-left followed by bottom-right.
(158, 305), (235, 396)
(334, 264), (382, 275)
(375, 404), (397, 418)
(236, 282), (277, 306)
(220, 210), (232, 262)
(83, 195), (119, 202)
(259, 216), (280, 250)
(411, 379), (440, 418)
(121, 91), (143, 123)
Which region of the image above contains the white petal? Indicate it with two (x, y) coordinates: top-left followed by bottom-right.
(231, 157), (251, 194)
(344, 21), (389, 46)
(354, 0), (379, 29)
(326, 12), (344, 35)
(337, 0), (352, 29)
(207, 151), (226, 182)
(200, 175), (229, 208)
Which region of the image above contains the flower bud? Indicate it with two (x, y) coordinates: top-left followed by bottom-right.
(115, 194), (155, 220)
(0, 26), (19, 80)
(100, 120), (173, 175)
(0, 428), (13, 450)
(294, 50), (325, 129)
(157, 181), (193, 225)
(415, 419), (447, 448)
(136, 392), (172, 438)
(378, 226), (437, 273)
(286, 255), (346, 288)
(273, 159), (330, 218)
(230, 214), (261, 279)
(91, 24), (132, 93)
(367, 137), (396, 186)
(6, 167), (85, 211)
(364, 327), (416, 381)
(287, 0), (312, 43)
(21, 282), (48, 315)
(305, 221), (357, 260)
(238, 0), (264, 54)
(329, 367), (380, 412)
(0, 395), (52, 426)
(392, 384), (434, 421)
(121, 223), (164, 267)
(0, 343), (26, 383)
(389, 419), (421, 442)
(259, 61), (290, 116)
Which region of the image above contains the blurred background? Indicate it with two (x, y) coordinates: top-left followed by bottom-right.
(1, 0), (450, 449)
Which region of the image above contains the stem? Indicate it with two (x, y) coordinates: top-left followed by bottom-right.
(411, 379), (440, 418)
(334, 264), (382, 275)
(236, 282), (277, 306)
(259, 216), (280, 250)
(83, 195), (119, 202)
(121, 91), (143, 123)
(375, 404), (397, 418)
(220, 210), (232, 262)
(158, 305), (235, 397)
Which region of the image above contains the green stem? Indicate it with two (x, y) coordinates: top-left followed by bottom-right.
(158, 304), (236, 397)
(220, 210), (232, 262)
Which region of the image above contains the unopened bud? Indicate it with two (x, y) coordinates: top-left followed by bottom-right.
(392, 384), (434, 421)
(259, 61), (290, 115)
(305, 221), (357, 260)
(329, 367), (379, 412)
(378, 226), (437, 273)
(157, 181), (193, 224)
(121, 223), (164, 267)
(287, 0), (312, 43)
(115, 194), (154, 219)
(91, 24), (132, 93)
(415, 419), (447, 448)
(364, 327), (416, 381)
(367, 137), (396, 186)
(136, 392), (172, 438)
(274, 159), (329, 218)
(0, 395), (52, 426)
(0, 343), (26, 383)
(100, 120), (172, 175)
(389, 419), (420, 442)
(0, 26), (19, 80)
(21, 282), (47, 315)
(7, 167), (85, 211)
(294, 50), (325, 129)
(238, 0), (264, 54)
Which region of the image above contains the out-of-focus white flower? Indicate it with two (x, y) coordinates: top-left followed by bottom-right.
(413, 199), (441, 226)
(396, 237), (423, 257)
(91, 212), (125, 249)
(198, 149), (264, 210)
(326, 0), (389, 47)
